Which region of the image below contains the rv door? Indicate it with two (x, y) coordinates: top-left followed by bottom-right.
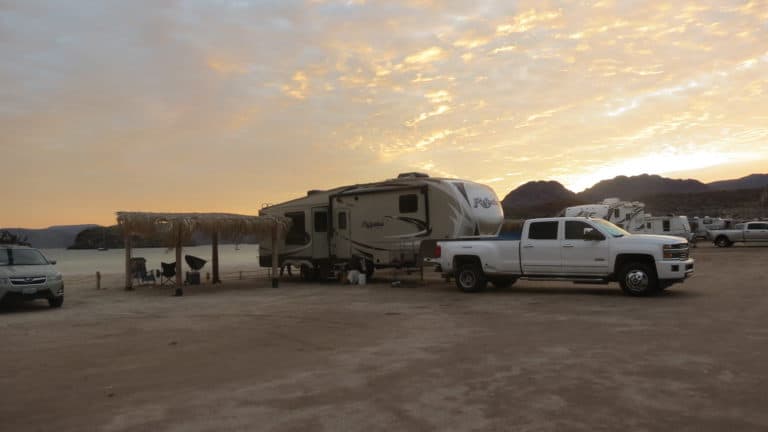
(312, 207), (330, 259)
(333, 209), (352, 260)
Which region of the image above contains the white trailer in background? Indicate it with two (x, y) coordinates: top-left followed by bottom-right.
(564, 198), (693, 241)
(259, 173), (504, 279)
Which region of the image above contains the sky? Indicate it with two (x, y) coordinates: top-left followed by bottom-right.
(2, 0), (768, 228)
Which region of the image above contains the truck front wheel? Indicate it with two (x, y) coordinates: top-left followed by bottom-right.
(618, 262), (659, 296)
(714, 236), (732, 248)
(456, 263), (486, 293)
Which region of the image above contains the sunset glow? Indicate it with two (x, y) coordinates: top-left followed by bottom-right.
(2, 0), (768, 227)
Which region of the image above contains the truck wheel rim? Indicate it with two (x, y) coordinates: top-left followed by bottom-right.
(459, 271), (475, 288)
(626, 270), (648, 292)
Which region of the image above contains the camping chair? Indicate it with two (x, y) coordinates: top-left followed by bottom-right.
(130, 257), (156, 286)
(160, 262), (176, 286)
(184, 255), (207, 285)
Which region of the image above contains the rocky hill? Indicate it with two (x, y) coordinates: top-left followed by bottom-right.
(0, 224), (98, 249)
(578, 174), (709, 202)
(502, 173), (768, 219)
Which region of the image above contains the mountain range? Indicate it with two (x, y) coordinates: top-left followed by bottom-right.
(1, 225), (99, 249)
(502, 173), (768, 219)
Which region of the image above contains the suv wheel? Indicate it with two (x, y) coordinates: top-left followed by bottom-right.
(618, 262), (659, 296)
(455, 262), (486, 293)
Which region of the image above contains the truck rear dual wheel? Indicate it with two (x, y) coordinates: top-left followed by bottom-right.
(618, 262), (659, 296)
(455, 263), (486, 293)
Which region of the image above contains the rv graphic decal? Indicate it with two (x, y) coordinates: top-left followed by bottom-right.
(362, 221), (385, 229)
(473, 197), (499, 209)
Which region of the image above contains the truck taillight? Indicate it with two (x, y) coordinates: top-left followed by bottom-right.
(434, 244), (441, 258)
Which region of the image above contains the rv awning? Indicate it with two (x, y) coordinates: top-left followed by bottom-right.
(116, 211), (291, 290)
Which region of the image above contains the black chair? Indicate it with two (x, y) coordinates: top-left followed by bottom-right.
(184, 255), (206, 285)
(160, 262), (176, 285)
(130, 257), (156, 286)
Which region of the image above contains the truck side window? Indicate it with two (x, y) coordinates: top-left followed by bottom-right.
(663, 220), (670, 232)
(338, 212), (347, 230)
(529, 221), (558, 240)
(314, 211), (328, 233)
(285, 212), (307, 245)
(399, 194), (418, 213)
(565, 221), (591, 240)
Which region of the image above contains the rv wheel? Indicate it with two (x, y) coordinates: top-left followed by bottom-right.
(364, 260), (375, 279)
(455, 263), (486, 293)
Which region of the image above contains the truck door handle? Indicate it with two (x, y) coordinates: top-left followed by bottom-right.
(523, 244), (534, 248)
(563, 243), (574, 247)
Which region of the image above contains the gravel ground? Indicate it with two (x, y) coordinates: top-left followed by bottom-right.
(1, 244), (767, 432)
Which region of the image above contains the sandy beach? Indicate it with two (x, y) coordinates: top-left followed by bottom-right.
(1, 243), (767, 431)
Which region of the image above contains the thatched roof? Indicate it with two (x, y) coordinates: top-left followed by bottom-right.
(116, 211), (291, 244)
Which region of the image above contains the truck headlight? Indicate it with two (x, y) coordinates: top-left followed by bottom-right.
(663, 244), (688, 260)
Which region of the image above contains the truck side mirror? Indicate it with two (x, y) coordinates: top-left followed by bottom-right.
(583, 228), (605, 241)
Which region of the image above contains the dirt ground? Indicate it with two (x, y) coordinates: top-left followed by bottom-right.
(1, 244), (767, 432)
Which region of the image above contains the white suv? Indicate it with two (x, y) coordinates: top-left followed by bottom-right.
(0, 245), (64, 308)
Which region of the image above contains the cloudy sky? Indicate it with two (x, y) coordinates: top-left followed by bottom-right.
(2, 0), (768, 227)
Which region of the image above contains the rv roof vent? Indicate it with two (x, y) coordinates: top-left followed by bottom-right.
(397, 172), (430, 179)
(307, 190), (324, 195)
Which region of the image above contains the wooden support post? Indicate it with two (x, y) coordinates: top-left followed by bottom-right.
(271, 223), (279, 288)
(175, 225), (183, 296)
(212, 230), (221, 284)
(124, 234), (133, 291)
(96, 271), (101, 290)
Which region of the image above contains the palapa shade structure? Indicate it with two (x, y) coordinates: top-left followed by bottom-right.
(117, 212), (291, 291)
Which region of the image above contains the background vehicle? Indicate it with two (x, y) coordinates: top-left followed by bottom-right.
(709, 221), (768, 247)
(437, 217), (694, 296)
(259, 173), (503, 279)
(0, 245), (64, 308)
(564, 198), (693, 241)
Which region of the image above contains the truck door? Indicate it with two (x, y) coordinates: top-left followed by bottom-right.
(561, 220), (609, 275)
(333, 209), (352, 259)
(521, 220), (563, 275)
(745, 222), (768, 241)
(311, 207), (329, 259)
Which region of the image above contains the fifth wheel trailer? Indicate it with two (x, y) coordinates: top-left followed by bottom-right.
(259, 173), (504, 279)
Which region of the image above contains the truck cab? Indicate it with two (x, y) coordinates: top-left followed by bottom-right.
(437, 217), (694, 296)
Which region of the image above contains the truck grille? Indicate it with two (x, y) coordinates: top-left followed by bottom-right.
(9, 276), (47, 286)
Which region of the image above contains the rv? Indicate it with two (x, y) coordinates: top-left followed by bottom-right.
(564, 198), (693, 240)
(259, 173), (504, 279)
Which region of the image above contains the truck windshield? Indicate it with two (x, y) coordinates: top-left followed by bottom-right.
(592, 219), (630, 237)
(1, 249), (50, 266)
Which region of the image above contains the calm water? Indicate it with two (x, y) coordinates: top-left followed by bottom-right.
(40, 244), (261, 276)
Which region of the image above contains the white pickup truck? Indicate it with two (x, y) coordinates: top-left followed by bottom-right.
(709, 221), (768, 247)
(436, 217), (694, 296)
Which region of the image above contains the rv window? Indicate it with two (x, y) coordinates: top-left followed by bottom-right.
(399, 194), (418, 213)
(285, 212), (307, 245)
(663, 220), (670, 232)
(528, 221), (558, 240)
(613, 209), (620, 219)
(314, 211), (328, 233)
(646, 222), (651, 229)
(565, 221), (591, 240)
(338, 212), (347, 230)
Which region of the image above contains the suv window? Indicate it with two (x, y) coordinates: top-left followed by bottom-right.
(1, 248), (49, 266)
(529, 221), (559, 240)
(565, 221), (592, 240)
